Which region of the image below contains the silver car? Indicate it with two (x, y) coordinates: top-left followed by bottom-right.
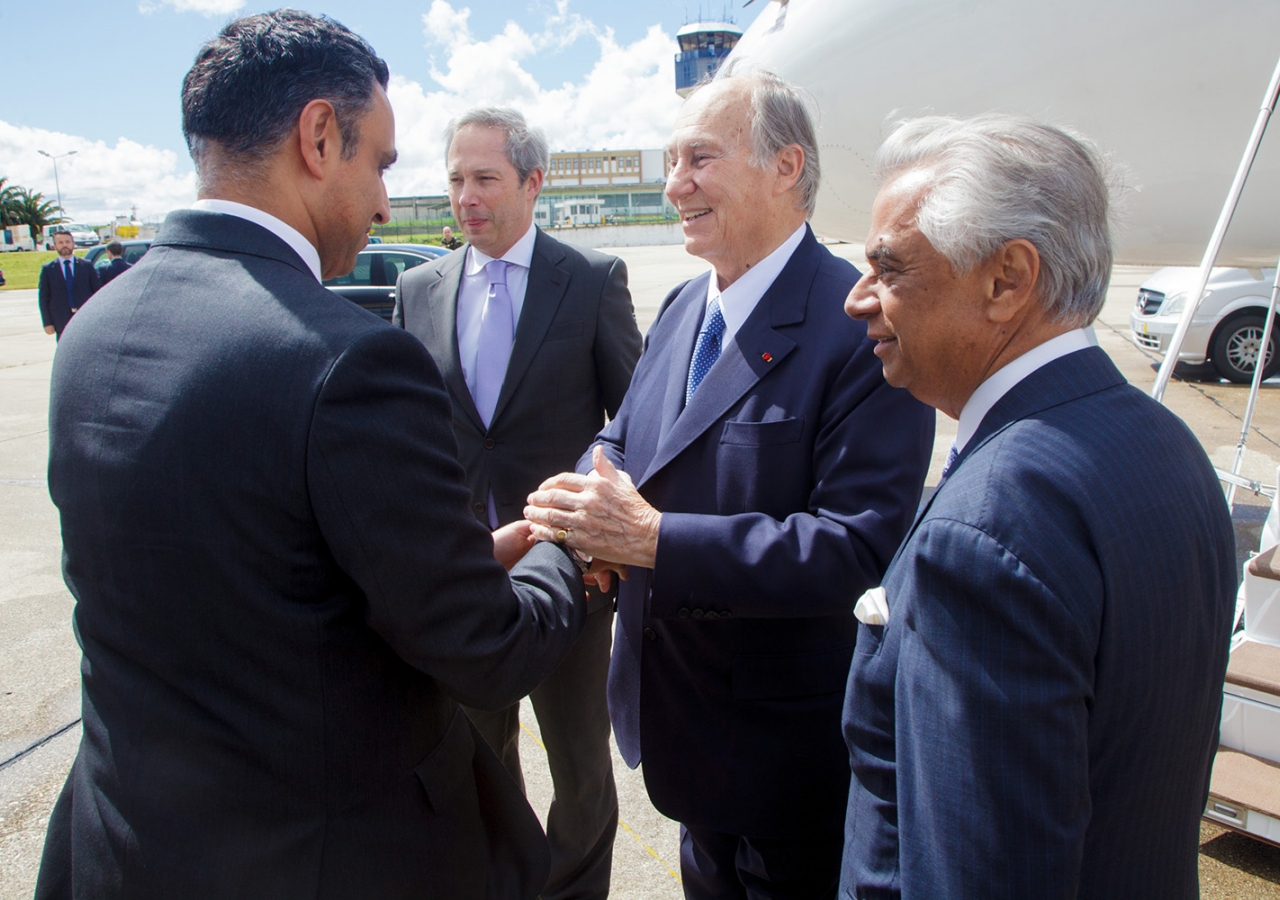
(1130, 266), (1279, 383)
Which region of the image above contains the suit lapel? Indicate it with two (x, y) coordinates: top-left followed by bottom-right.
(892, 346), (1126, 560)
(493, 230), (568, 426)
(638, 232), (816, 487)
(418, 252), (483, 430)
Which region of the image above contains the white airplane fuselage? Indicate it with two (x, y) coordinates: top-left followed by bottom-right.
(727, 0), (1280, 267)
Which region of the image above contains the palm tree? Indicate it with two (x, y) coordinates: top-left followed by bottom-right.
(0, 178), (17, 226)
(8, 187), (63, 238)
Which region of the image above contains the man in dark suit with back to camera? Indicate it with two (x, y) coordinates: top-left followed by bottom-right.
(98, 240), (131, 285)
(840, 114), (1236, 900)
(36, 11), (591, 900)
(38, 228), (99, 339)
(525, 71), (934, 898)
(394, 106), (642, 900)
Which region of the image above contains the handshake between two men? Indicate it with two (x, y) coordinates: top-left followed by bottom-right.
(515, 445), (656, 592)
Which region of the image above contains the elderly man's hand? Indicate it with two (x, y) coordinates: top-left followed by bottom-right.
(584, 558), (629, 593)
(492, 519), (537, 570)
(525, 445), (661, 569)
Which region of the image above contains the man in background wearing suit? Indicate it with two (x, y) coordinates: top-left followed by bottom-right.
(98, 240), (131, 284)
(38, 229), (99, 339)
(394, 106), (642, 900)
(36, 11), (591, 899)
(525, 72), (934, 898)
(841, 115), (1236, 899)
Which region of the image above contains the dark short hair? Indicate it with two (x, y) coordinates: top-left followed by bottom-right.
(107, 241), (124, 256)
(181, 9), (389, 169)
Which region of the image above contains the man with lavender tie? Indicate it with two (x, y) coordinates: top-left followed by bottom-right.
(393, 107), (641, 900)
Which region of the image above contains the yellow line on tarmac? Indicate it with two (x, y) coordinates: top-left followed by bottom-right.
(519, 719), (683, 887)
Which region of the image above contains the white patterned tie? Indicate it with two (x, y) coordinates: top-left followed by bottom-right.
(685, 298), (726, 405)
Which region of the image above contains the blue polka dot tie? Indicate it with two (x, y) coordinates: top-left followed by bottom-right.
(686, 298), (726, 405)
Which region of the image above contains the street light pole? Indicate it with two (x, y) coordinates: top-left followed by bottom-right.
(37, 149), (77, 216)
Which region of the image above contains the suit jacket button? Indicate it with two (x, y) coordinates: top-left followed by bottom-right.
(483, 438), (496, 450)
(719, 610), (731, 619)
(692, 608), (705, 619)
(473, 502), (485, 513)
(704, 611), (718, 621)
(677, 607), (690, 619)
(643, 627), (657, 641)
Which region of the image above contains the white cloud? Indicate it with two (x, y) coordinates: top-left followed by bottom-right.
(385, 0), (682, 197)
(138, 0), (245, 15)
(0, 121), (197, 225)
(0, 2), (684, 223)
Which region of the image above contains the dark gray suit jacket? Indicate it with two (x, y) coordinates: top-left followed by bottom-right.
(842, 347), (1236, 899)
(393, 229), (640, 537)
(37, 210), (587, 900)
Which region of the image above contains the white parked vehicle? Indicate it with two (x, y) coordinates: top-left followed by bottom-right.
(44, 224), (100, 250)
(0, 224), (34, 252)
(1130, 266), (1279, 383)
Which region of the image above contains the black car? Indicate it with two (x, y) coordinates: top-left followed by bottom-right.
(323, 243), (449, 320)
(83, 240), (152, 277)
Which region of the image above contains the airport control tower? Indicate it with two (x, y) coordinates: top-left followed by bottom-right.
(674, 19), (743, 97)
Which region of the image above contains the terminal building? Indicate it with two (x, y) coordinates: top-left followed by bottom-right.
(381, 148), (675, 237)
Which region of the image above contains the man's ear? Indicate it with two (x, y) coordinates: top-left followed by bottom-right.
(774, 144), (803, 196)
(297, 98), (341, 180)
(523, 166), (545, 199)
(986, 238), (1040, 324)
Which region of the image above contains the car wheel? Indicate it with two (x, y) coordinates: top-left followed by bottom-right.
(1211, 312), (1280, 383)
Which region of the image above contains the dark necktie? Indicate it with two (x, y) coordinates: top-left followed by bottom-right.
(940, 441), (960, 479)
(63, 259), (74, 296)
(685, 298), (726, 405)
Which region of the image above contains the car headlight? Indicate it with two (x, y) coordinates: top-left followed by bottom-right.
(1160, 290), (1212, 317)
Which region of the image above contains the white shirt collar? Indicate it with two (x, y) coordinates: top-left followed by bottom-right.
(190, 198), (323, 282)
(465, 221), (538, 277)
(705, 222), (808, 340)
(954, 328), (1093, 452)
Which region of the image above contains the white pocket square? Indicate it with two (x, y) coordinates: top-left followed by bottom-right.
(853, 586), (889, 625)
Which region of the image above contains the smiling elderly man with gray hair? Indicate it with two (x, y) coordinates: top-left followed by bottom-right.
(840, 114), (1236, 900)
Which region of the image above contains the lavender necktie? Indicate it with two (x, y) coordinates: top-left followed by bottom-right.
(473, 259), (514, 428)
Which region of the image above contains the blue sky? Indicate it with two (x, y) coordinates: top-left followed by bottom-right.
(0, 0), (753, 224)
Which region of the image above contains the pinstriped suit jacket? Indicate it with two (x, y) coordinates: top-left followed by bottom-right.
(842, 346), (1236, 899)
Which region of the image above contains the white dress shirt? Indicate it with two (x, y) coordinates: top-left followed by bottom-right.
(953, 328), (1093, 453)
(190, 199), (323, 282)
(456, 222), (538, 393)
(701, 222), (808, 348)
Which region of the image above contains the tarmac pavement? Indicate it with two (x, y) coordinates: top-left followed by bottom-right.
(2, 242), (1280, 897)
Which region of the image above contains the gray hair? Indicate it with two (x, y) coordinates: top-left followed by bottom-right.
(444, 107), (549, 190)
(711, 66), (820, 217)
(875, 114), (1114, 326)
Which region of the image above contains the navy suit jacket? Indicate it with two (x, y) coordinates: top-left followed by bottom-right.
(842, 346), (1236, 899)
(99, 256), (131, 285)
(37, 210), (588, 900)
(38, 254), (100, 333)
(588, 227), (934, 839)
(393, 228), (640, 537)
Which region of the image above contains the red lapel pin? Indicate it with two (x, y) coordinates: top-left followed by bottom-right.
(761, 352), (773, 362)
